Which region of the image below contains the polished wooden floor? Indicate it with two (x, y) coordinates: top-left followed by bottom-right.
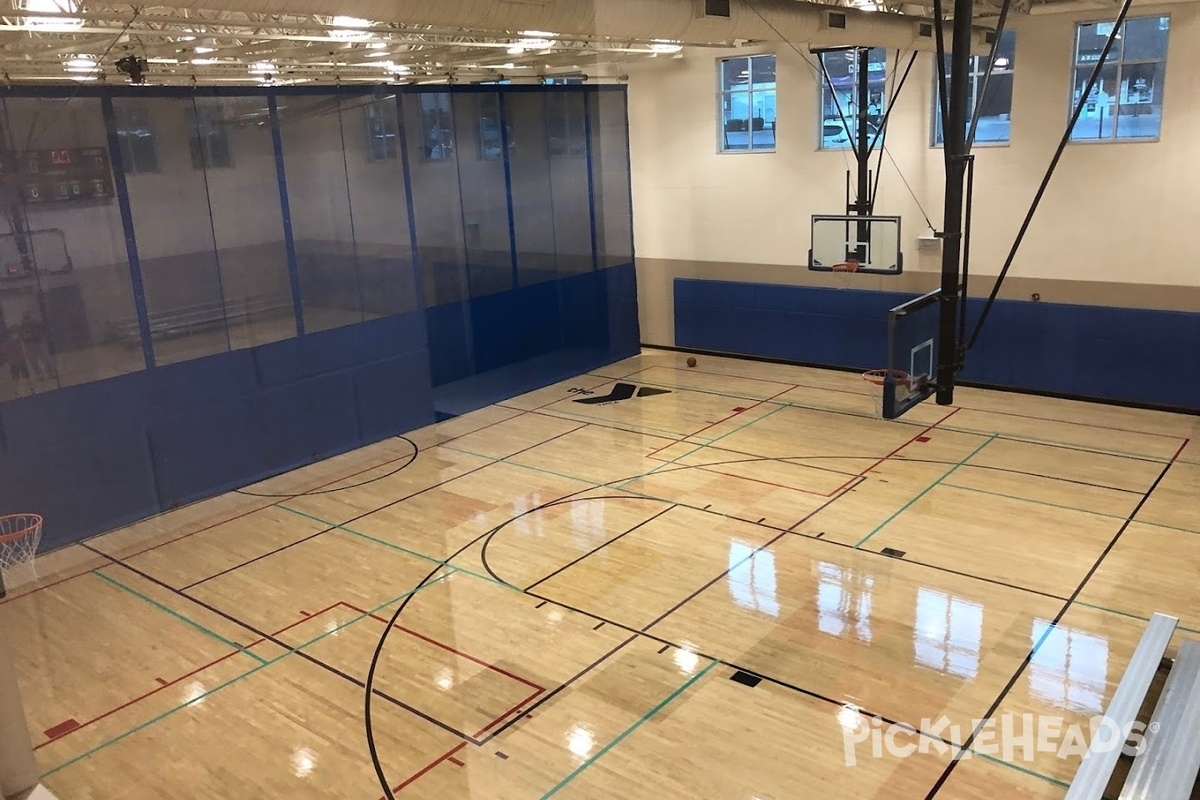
(3, 349), (1199, 800)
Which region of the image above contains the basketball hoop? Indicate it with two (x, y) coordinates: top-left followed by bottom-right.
(831, 260), (860, 273)
(862, 370), (911, 418)
(0, 514), (42, 598)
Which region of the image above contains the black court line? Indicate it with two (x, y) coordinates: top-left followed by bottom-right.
(525, 504), (676, 592)
(179, 423), (591, 591)
(80, 544), (478, 745)
(576, 372), (1177, 466)
(921, 453), (1179, 800)
(234, 436), (420, 498)
(495, 403), (698, 443)
(521, 588), (958, 750)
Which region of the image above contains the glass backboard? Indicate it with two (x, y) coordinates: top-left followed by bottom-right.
(808, 214), (903, 274)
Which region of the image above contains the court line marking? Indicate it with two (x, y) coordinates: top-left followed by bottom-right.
(921, 443), (1182, 800)
(854, 435), (999, 549)
(91, 569), (268, 664)
(40, 572), (455, 779)
(538, 659), (719, 799)
(1074, 600), (1200, 637)
(966, 750), (1070, 789)
(525, 504), (677, 591)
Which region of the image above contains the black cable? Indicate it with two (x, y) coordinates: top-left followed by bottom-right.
(967, 0), (1134, 350)
(966, 0), (1014, 151)
(20, 8), (142, 155)
(883, 147), (935, 231)
(931, 0), (951, 172)
(869, 51), (918, 207)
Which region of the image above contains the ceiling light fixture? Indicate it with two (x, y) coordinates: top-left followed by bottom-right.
(518, 30), (555, 49)
(329, 15), (373, 40)
(194, 46), (216, 54)
(650, 39), (683, 54)
(20, 0), (82, 31)
(248, 61), (274, 74)
(63, 56), (97, 73)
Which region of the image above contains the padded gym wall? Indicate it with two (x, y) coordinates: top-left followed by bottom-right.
(0, 84), (638, 550)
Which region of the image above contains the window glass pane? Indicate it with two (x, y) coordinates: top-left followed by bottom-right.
(115, 105), (159, 175)
(721, 57), (750, 91)
(364, 102), (397, 162)
(401, 93), (466, 308)
(1121, 15), (1169, 61)
(751, 55), (776, 87)
(119, 96), (228, 365)
(278, 95), (361, 333)
(0, 97), (140, 396)
(477, 93), (508, 161)
(1070, 63), (1119, 140)
(1116, 61), (1163, 139)
(974, 72), (1014, 143)
(721, 90), (751, 151)
(188, 103), (232, 170)
(418, 93), (454, 162)
(344, 95), (418, 317)
(820, 48), (885, 149)
(1076, 21), (1119, 65)
(194, 96), (293, 349)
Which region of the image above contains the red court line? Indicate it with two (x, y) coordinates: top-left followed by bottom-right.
(1170, 438), (1191, 463)
(385, 742), (467, 797)
(343, 602), (543, 692)
(32, 604), (344, 750)
(954, 404), (1190, 440)
(636, 460), (840, 499)
(646, 384), (798, 460)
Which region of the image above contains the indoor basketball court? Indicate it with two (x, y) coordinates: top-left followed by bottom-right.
(1, 1), (1199, 800)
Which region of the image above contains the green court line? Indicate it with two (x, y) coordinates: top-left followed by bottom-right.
(92, 570), (269, 665)
(854, 435), (999, 549)
(940, 483), (1129, 521)
(42, 572), (454, 779)
(941, 482), (1200, 537)
(967, 750), (1070, 789)
(539, 659), (718, 799)
(1074, 600), (1200, 636)
(275, 504), (509, 588)
(494, 404), (710, 442)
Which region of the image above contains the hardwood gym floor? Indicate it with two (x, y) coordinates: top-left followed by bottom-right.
(2, 349), (1198, 799)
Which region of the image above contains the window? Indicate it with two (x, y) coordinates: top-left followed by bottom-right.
(932, 30), (1017, 145)
(545, 92), (586, 157)
(418, 93), (454, 161)
(818, 48), (886, 149)
(719, 54), (776, 152)
(477, 94), (510, 161)
(1070, 16), (1169, 141)
(365, 102), (397, 162)
(114, 105), (159, 174)
(187, 103), (232, 169)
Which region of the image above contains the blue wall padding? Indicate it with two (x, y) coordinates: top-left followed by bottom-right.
(674, 278), (1199, 411)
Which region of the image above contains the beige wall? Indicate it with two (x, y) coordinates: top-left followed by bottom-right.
(628, 6), (1200, 346)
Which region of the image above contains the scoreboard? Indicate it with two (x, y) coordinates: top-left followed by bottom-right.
(0, 148), (115, 205)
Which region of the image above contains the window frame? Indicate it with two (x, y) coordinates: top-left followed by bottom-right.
(1068, 14), (1170, 144)
(930, 31), (1017, 148)
(716, 53), (777, 155)
(364, 101), (398, 163)
(187, 103), (233, 170)
(417, 92), (455, 163)
(113, 105), (160, 175)
(816, 47), (888, 151)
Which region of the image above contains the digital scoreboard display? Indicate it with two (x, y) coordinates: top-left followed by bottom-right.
(0, 148), (114, 205)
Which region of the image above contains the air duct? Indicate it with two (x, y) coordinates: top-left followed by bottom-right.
(170, 0), (982, 54)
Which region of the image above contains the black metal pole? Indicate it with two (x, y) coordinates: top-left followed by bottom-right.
(855, 47), (870, 263)
(935, 0), (973, 404)
(958, 154), (975, 361)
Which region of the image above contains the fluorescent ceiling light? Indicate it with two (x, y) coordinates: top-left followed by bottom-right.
(329, 15), (373, 39)
(650, 39), (683, 54)
(21, 0), (82, 31)
(248, 61), (274, 73)
(190, 58), (218, 65)
(194, 46), (216, 54)
(382, 62), (411, 75)
(518, 30), (555, 49)
(367, 40), (388, 49)
(63, 56), (97, 72)
(507, 45), (524, 55)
